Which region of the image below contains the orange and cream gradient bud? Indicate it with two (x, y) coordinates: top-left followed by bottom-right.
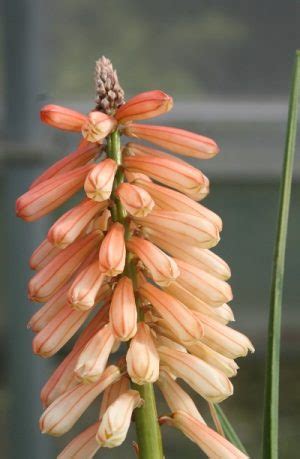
(68, 258), (105, 310)
(115, 182), (154, 217)
(109, 276), (137, 341)
(84, 158), (117, 201)
(116, 90), (173, 124)
(96, 390), (142, 447)
(126, 322), (159, 384)
(82, 111), (117, 142)
(40, 104), (87, 132)
(29, 238), (61, 271)
(98, 222), (126, 276)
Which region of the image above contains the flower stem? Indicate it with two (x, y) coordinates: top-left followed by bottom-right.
(107, 129), (164, 459)
(262, 51), (300, 459)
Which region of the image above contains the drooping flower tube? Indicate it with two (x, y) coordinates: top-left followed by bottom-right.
(16, 56), (253, 458)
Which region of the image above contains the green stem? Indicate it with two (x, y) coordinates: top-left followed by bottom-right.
(213, 405), (248, 455)
(107, 130), (164, 459)
(262, 51), (300, 459)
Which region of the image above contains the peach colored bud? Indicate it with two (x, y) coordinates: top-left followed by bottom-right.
(136, 179), (222, 231)
(126, 323), (160, 384)
(158, 345), (233, 403)
(115, 183), (154, 217)
(28, 282), (71, 332)
(144, 230), (231, 280)
(127, 236), (179, 287)
(16, 164), (93, 222)
(186, 341), (239, 378)
(33, 304), (90, 358)
(174, 259), (233, 307)
(30, 139), (100, 189)
(41, 304), (110, 406)
(57, 422), (100, 459)
(68, 259), (105, 311)
(40, 104), (87, 132)
(75, 323), (115, 383)
(96, 390), (142, 447)
(124, 141), (188, 164)
(161, 411), (248, 458)
(123, 154), (209, 200)
(123, 123), (219, 159)
(109, 276), (137, 341)
(99, 375), (130, 419)
(84, 158), (118, 201)
(98, 222), (126, 276)
(39, 365), (120, 436)
(48, 199), (107, 249)
(29, 238), (61, 271)
(155, 335), (187, 353)
(28, 230), (102, 302)
(82, 111), (117, 142)
(164, 281), (234, 324)
(116, 90), (173, 123)
(139, 282), (203, 344)
(137, 210), (220, 249)
(94, 209), (111, 231)
(195, 313), (255, 359)
(124, 170), (153, 183)
(157, 368), (205, 423)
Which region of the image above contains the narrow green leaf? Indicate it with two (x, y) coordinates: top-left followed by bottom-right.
(214, 405), (248, 455)
(262, 51), (300, 459)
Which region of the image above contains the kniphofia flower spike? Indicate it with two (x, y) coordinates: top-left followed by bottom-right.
(16, 56), (253, 458)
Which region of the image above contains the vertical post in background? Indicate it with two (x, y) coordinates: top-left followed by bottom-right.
(2, 1), (56, 458)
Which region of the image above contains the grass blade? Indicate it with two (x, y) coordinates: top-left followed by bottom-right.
(214, 404), (248, 455)
(262, 51), (300, 459)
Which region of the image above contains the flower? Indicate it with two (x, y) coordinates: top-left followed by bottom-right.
(17, 56), (253, 458)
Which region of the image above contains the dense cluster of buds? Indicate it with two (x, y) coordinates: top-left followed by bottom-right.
(16, 57), (253, 458)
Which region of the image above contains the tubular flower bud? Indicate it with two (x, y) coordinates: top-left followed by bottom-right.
(99, 375), (130, 419)
(40, 104), (87, 132)
(48, 198), (107, 249)
(109, 276), (137, 341)
(195, 313), (255, 359)
(136, 179), (222, 231)
(124, 141), (189, 164)
(127, 236), (179, 287)
(164, 280), (234, 324)
(82, 111), (117, 142)
(41, 305), (110, 407)
(123, 154), (209, 200)
(123, 123), (219, 159)
(98, 222), (126, 276)
(32, 304), (90, 358)
(16, 164), (94, 222)
(84, 158), (118, 201)
(158, 345), (233, 403)
(115, 182), (154, 217)
(68, 259), (105, 311)
(136, 210), (220, 249)
(174, 259), (233, 307)
(157, 368), (205, 423)
(116, 90), (173, 123)
(30, 139), (100, 189)
(39, 365), (121, 436)
(57, 422), (100, 459)
(28, 282), (71, 332)
(186, 341), (239, 378)
(126, 323), (160, 384)
(139, 282), (203, 344)
(75, 323), (116, 383)
(96, 390), (142, 447)
(144, 229), (231, 280)
(161, 411), (248, 459)
(29, 238), (61, 271)
(28, 231), (102, 302)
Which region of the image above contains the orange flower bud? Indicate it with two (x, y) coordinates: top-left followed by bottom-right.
(84, 158), (118, 201)
(98, 222), (126, 276)
(29, 238), (61, 271)
(82, 111), (117, 142)
(40, 104), (87, 131)
(116, 90), (173, 123)
(109, 276), (137, 341)
(115, 183), (154, 217)
(123, 123), (219, 159)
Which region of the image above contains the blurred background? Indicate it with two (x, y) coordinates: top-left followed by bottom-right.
(0, 1), (299, 457)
